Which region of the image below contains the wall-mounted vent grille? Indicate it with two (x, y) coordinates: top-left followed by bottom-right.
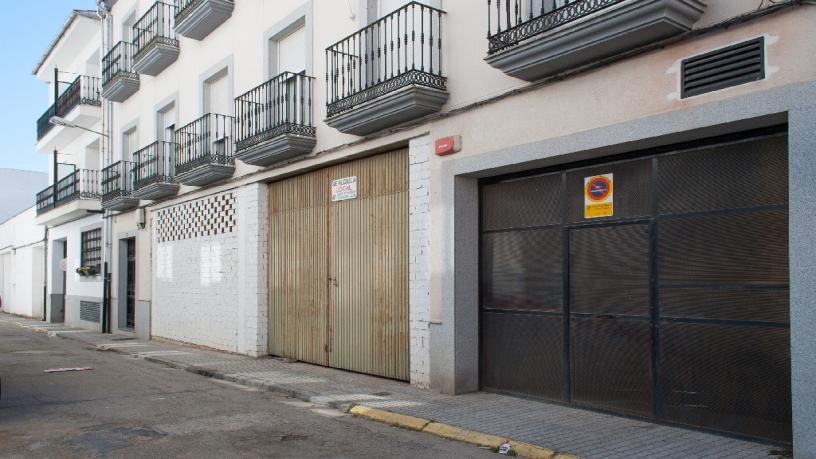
(80, 301), (101, 323)
(681, 37), (765, 98)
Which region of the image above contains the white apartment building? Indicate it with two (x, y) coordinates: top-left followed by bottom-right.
(33, 10), (106, 328)
(31, 0), (816, 454)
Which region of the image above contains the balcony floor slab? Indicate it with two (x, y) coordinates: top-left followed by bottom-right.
(326, 85), (448, 136)
(175, 0), (234, 40)
(102, 196), (140, 212)
(485, 0), (706, 81)
(235, 133), (316, 167)
(132, 182), (179, 201)
(176, 163), (235, 187)
(132, 40), (180, 76)
(102, 74), (140, 103)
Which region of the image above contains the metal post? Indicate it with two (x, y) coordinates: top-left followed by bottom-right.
(52, 68), (59, 209)
(99, 1), (114, 334)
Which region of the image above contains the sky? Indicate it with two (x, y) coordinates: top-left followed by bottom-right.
(0, 1), (98, 173)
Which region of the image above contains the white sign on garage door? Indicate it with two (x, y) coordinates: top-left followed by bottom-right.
(331, 176), (358, 202)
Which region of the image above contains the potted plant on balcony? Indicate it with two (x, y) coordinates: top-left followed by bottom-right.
(75, 266), (99, 277)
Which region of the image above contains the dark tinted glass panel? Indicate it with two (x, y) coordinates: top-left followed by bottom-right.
(570, 224), (651, 316)
(659, 209), (788, 284)
(659, 322), (791, 442)
(482, 173), (561, 231)
(481, 312), (564, 400)
(482, 228), (562, 312)
(658, 135), (787, 214)
(661, 286), (789, 323)
(566, 158), (651, 223)
(571, 317), (652, 416)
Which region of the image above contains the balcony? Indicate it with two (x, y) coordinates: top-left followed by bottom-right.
(37, 76), (102, 141)
(132, 2), (180, 76)
(325, 2), (448, 136)
(102, 41), (140, 102)
(101, 161), (140, 212)
(485, 0), (706, 81)
(175, 113), (235, 186)
(35, 169), (101, 226)
(234, 72), (316, 167)
(175, 0), (234, 40)
(132, 141), (179, 200)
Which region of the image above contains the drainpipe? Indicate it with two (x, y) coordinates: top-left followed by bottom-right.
(42, 227), (48, 321)
(98, 0), (113, 333)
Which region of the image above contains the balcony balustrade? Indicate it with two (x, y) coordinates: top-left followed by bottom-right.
(36, 169), (101, 215)
(36, 76), (102, 140)
(175, 113), (236, 186)
(101, 161), (140, 211)
(485, 0), (705, 81)
(174, 0), (234, 40)
(234, 72), (316, 167)
(132, 141), (180, 200)
(325, 2), (448, 136)
(132, 1), (180, 76)
(102, 41), (140, 102)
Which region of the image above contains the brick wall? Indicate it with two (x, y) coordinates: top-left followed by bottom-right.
(409, 136), (432, 388)
(151, 186), (268, 356)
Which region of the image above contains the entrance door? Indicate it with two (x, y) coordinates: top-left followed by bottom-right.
(479, 132), (791, 442)
(126, 238), (136, 329)
(269, 149), (409, 380)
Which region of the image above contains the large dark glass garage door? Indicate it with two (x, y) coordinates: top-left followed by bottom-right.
(480, 132), (790, 443)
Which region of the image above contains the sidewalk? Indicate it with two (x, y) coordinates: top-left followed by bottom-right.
(1, 314), (784, 459)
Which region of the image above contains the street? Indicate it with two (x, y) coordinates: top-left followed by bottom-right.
(0, 322), (493, 458)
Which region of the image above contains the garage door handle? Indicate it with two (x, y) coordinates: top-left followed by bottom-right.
(328, 277), (338, 287)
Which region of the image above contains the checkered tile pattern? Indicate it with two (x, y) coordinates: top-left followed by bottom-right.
(155, 192), (237, 243)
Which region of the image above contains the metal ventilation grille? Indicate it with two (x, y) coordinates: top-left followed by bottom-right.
(681, 37), (765, 98)
(80, 301), (101, 323)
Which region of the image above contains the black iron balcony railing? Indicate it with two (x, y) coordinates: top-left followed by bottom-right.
(35, 169), (101, 215)
(101, 160), (135, 203)
(175, 113), (234, 175)
(133, 1), (178, 58)
(133, 141), (176, 190)
(175, 0), (198, 21)
(326, 2), (445, 117)
(487, 0), (623, 54)
(103, 41), (138, 86)
(234, 72), (315, 152)
(36, 76), (102, 140)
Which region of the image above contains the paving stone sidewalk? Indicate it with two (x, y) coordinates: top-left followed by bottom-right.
(1, 314), (785, 459)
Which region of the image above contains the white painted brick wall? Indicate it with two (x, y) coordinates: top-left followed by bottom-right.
(409, 135), (432, 388)
(152, 186), (268, 356)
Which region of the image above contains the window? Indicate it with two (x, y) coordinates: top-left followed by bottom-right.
(123, 127), (138, 161)
(81, 229), (102, 274)
(204, 69), (230, 115)
(156, 102), (176, 142)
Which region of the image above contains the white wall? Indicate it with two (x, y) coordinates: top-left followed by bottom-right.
(0, 207), (46, 318)
(151, 184), (267, 355)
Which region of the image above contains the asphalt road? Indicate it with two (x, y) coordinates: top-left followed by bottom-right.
(0, 322), (494, 458)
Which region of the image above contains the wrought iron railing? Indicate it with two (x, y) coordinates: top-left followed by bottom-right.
(175, 113), (234, 175)
(326, 2), (446, 117)
(35, 169), (101, 214)
(487, 0), (624, 54)
(101, 161), (135, 203)
(133, 141), (176, 190)
(36, 76), (102, 140)
(234, 72), (315, 152)
(102, 41), (138, 86)
(133, 1), (178, 59)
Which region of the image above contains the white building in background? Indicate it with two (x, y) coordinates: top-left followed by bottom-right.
(0, 207), (46, 319)
(26, 0), (816, 454)
(32, 9), (105, 328)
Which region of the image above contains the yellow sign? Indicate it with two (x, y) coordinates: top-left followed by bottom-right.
(584, 174), (613, 218)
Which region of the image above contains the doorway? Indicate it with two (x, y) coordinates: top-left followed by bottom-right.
(118, 237), (136, 330)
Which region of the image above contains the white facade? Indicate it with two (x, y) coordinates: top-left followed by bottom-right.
(33, 11), (105, 329)
(0, 208), (46, 319)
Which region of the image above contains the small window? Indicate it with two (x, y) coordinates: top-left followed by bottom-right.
(81, 229), (102, 274)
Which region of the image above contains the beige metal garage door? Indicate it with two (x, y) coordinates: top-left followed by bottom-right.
(269, 149), (409, 380)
